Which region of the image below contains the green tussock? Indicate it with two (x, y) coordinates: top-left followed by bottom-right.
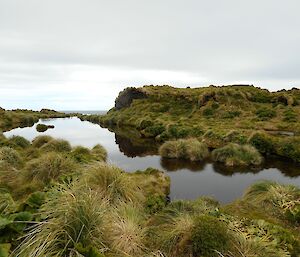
(212, 143), (263, 166)
(159, 138), (209, 161)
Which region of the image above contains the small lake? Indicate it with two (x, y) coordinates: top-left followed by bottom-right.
(4, 117), (300, 203)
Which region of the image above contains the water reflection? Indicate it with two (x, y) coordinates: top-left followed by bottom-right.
(115, 134), (158, 157)
(4, 117), (300, 203)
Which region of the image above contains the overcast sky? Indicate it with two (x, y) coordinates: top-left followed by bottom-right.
(0, 0), (300, 110)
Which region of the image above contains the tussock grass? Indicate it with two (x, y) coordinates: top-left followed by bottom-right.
(36, 123), (48, 132)
(24, 152), (76, 184)
(40, 138), (72, 152)
(107, 203), (148, 256)
(244, 181), (300, 224)
(212, 143), (263, 166)
(7, 136), (30, 149)
(32, 135), (53, 148)
(92, 144), (107, 162)
(0, 146), (22, 168)
(159, 138), (209, 161)
(14, 186), (109, 257)
(70, 146), (93, 163)
(81, 163), (144, 204)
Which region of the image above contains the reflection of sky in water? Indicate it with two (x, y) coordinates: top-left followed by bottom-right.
(4, 117), (300, 203)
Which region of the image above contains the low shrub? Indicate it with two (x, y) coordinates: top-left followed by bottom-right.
(145, 195), (167, 214)
(40, 139), (72, 152)
(212, 143), (263, 166)
(24, 153), (76, 184)
(191, 215), (230, 257)
(167, 125), (190, 139)
(0, 147), (22, 168)
(275, 139), (300, 162)
(283, 108), (297, 122)
(36, 124), (48, 132)
(143, 124), (165, 137)
(138, 119), (153, 130)
(222, 110), (241, 119)
(159, 139), (209, 161)
(255, 107), (276, 120)
(32, 135), (53, 148)
(202, 107), (215, 117)
(248, 132), (274, 155)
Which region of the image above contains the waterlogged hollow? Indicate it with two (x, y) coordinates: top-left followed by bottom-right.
(4, 117), (300, 203)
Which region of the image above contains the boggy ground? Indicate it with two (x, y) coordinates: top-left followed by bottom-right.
(79, 85), (300, 163)
(0, 134), (299, 257)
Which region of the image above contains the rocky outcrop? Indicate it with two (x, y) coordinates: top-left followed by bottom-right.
(115, 87), (147, 110)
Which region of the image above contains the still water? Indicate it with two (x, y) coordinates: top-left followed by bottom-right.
(4, 117), (300, 203)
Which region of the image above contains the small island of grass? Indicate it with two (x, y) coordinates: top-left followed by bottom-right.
(36, 123), (55, 132)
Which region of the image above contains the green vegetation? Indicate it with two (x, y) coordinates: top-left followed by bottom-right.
(1, 93), (299, 256)
(159, 138), (209, 161)
(191, 215), (229, 257)
(80, 85), (300, 162)
(212, 143), (263, 166)
(36, 123), (51, 132)
(0, 108), (69, 132)
(0, 134), (298, 256)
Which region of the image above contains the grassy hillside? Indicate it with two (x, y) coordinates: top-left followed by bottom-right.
(0, 135), (299, 256)
(0, 108), (70, 132)
(80, 85), (300, 163)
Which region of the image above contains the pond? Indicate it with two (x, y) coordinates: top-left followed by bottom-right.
(4, 117), (300, 203)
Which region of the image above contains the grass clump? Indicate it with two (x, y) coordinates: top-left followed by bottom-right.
(31, 135), (53, 148)
(212, 143), (263, 166)
(70, 146), (93, 163)
(7, 136), (30, 149)
(191, 215), (229, 257)
(14, 186), (108, 257)
(92, 144), (107, 162)
(107, 203), (147, 256)
(244, 181), (300, 224)
(159, 138), (209, 161)
(248, 132), (274, 155)
(255, 107), (276, 120)
(81, 163), (144, 204)
(24, 152), (76, 184)
(40, 138), (72, 152)
(0, 147), (22, 168)
(36, 123), (48, 132)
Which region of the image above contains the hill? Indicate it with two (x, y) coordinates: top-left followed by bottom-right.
(80, 85), (300, 163)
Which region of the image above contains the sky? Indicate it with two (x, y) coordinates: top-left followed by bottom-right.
(0, 0), (300, 110)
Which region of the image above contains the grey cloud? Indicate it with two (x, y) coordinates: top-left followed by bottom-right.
(0, 0), (300, 109)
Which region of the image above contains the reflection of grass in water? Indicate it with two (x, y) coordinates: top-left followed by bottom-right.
(160, 158), (206, 172)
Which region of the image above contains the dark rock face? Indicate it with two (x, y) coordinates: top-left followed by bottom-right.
(115, 87), (147, 110)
